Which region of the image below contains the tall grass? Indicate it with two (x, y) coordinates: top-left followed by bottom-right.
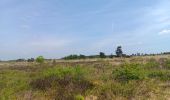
(0, 70), (29, 100)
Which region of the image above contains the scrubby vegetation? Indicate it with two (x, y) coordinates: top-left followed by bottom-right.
(0, 56), (170, 100)
(112, 63), (146, 81)
(36, 56), (45, 64)
(30, 66), (94, 100)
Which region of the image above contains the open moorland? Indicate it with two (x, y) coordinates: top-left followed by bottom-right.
(1, 55), (170, 100)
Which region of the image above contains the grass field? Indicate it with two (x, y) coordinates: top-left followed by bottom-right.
(1, 55), (170, 100)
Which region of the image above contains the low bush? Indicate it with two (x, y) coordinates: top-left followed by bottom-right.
(144, 61), (160, 69)
(36, 56), (45, 64)
(112, 62), (170, 82)
(112, 63), (146, 82)
(75, 94), (84, 100)
(30, 66), (94, 99)
(147, 70), (170, 81)
(42, 66), (88, 81)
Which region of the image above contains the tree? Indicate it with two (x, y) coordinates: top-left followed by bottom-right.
(99, 52), (106, 58)
(28, 58), (35, 62)
(116, 46), (123, 57)
(79, 54), (86, 59)
(36, 56), (45, 63)
(64, 54), (78, 60)
(16, 59), (25, 62)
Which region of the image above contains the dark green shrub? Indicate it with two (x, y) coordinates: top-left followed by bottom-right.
(99, 52), (106, 58)
(112, 63), (146, 82)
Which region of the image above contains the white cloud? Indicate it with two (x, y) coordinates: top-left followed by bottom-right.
(158, 29), (170, 35)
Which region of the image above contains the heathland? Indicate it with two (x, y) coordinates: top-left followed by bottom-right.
(0, 55), (170, 100)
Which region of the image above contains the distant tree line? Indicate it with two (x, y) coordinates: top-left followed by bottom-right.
(62, 53), (116, 60)
(63, 54), (86, 60)
(163, 52), (170, 55)
(62, 46), (129, 60)
(62, 46), (170, 60)
(6, 46), (170, 61)
(16, 58), (35, 62)
(130, 52), (170, 57)
(15, 56), (45, 63)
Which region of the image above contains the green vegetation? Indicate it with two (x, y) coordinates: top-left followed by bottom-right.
(112, 63), (146, 82)
(0, 70), (30, 100)
(30, 66), (94, 99)
(63, 54), (86, 60)
(147, 70), (170, 81)
(36, 56), (44, 63)
(41, 66), (89, 82)
(165, 59), (170, 69)
(0, 56), (170, 99)
(99, 52), (106, 58)
(75, 95), (84, 100)
(113, 62), (170, 82)
(116, 46), (123, 57)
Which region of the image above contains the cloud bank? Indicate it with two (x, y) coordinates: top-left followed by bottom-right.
(159, 29), (170, 35)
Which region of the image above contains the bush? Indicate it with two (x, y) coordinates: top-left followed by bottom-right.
(147, 70), (170, 81)
(99, 52), (106, 58)
(36, 56), (44, 63)
(112, 63), (146, 82)
(75, 94), (84, 100)
(144, 61), (160, 69)
(42, 66), (88, 81)
(30, 66), (94, 99)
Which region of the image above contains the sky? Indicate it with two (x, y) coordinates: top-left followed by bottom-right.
(1, 0), (170, 60)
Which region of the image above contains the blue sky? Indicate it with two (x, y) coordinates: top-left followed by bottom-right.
(1, 0), (170, 60)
